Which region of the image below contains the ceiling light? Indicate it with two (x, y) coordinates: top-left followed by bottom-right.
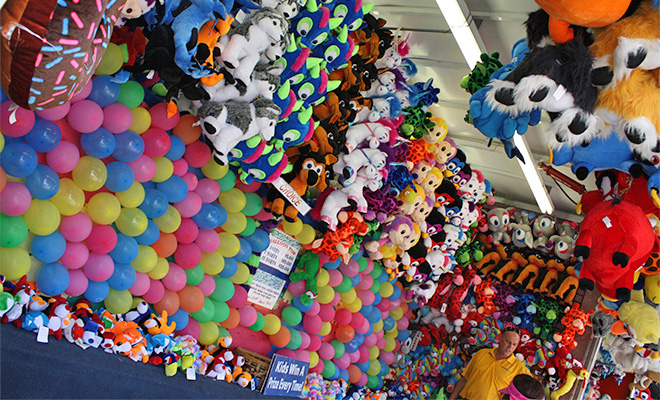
(437, 0), (555, 214)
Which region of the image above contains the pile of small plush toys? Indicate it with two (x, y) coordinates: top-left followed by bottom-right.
(0, 0), (506, 397)
(457, 0), (660, 397)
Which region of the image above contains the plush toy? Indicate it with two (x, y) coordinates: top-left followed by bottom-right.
(374, 29), (410, 69)
(237, 145), (292, 184)
(613, 300), (660, 345)
(485, 207), (514, 245)
(406, 280), (439, 308)
(311, 211), (369, 263)
(291, 0), (341, 50)
(275, 36), (318, 84)
(334, 147), (388, 185)
(553, 303), (593, 350)
(311, 25), (355, 72)
(203, 64), (281, 103)
(343, 121), (394, 154)
(353, 94), (402, 123)
(272, 107), (316, 152)
(576, 198), (660, 302)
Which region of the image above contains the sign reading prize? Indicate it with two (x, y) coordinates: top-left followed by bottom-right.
(262, 354), (310, 397)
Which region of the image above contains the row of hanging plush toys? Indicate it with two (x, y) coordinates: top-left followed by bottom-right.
(0, 277), (259, 388)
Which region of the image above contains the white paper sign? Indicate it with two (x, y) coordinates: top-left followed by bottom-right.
(247, 269), (287, 310)
(272, 177), (311, 216)
(259, 229), (300, 275)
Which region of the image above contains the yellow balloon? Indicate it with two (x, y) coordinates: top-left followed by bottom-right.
(87, 192), (121, 225)
(201, 159), (228, 180)
(221, 212), (247, 234)
(385, 327), (398, 337)
(148, 257), (170, 280)
(153, 205), (181, 233)
(0, 246), (31, 280)
(372, 319), (383, 333)
(319, 321), (331, 336)
(198, 321), (220, 345)
(152, 157), (173, 183)
(347, 297), (362, 313)
(379, 281), (394, 298)
(116, 207), (149, 237)
(262, 314), (281, 335)
(317, 285), (335, 304)
(72, 156), (107, 191)
(308, 351), (319, 368)
(133, 244), (158, 273)
(218, 188), (246, 213)
(116, 181), (145, 208)
(282, 218), (303, 236)
(50, 178), (84, 216)
(390, 307), (404, 321)
(23, 199), (60, 235)
(369, 346), (379, 360)
(130, 107), (151, 134)
(295, 224), (316, 245)
(217, 232), (240, 258)
(317, 269), (329, 288)
(104, 288), (134, 314)
(95, 42), (123, 75)
(229, 262), (250, 285)
(383, 336), (396, 352)
(201, 251), (224, 275)
(366, 360), (380, 375)
(340, 288), (356, 305)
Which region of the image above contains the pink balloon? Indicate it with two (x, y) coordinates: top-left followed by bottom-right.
(102, 103), (133, 133)
(70, 79), (92, 103)
(47, 140), (80, 173)
(66, 269), (89, 296)
(86, 224), (118, 254)
(376, 337), (386, 350)
(174, 192), (203, 219)
(181, 172), (199, 192)
(308, 332), (322, 352)
(356, 318), (370, 335)
(329, 290), (342, 307)
(303, 314), (322, 335)
(227, 285), (248, 308)
(0, 101), (35, 137)
(68, 100), (104, 133)
(277, 349), (297, 359)
(358, 346), (370, 363)
(0, 182), (32, 216)
(252, 209), (273, 221)
(142, 128), (171, 158)
(129, 272), (151, 296)
(294, 349), (310, 363)
(358, 290), (375, 306)
(61, 242), (90, 270)
(60, 213), (93, 242)
(350, 313), (365, 330)
(287, 281), (306, 297)
(309, 363), (324, 375)
(194, 179), (220, 203)
(340, 259), (359, 277)
(364, 333), (377, 348)
(142, 279), (165, 303)
(379, 351), (395, 365)
(348, 350), (360, 364)
(318, 303), (336, 322)
(36, 102), (71, 121)
(397, 317), (409, 330)
(195, 229), (220, 253)
(327, 269), (343, 287)
(389, 298), (401, 310)
(174, 243), (202, 269)
(238, 305), (258, 327)
(393, 340), (401, 354)
(335, 353), (351, 370)
(84, 253), (114, 282)
(299, 331), (311, 350)
(175, 317), (200, 339)
(335, 308), (352, 326)
(172, 159), (188, 177)
(362, 258), (374, 274)
(356, 274), (373, 291)
(234, 180), (261, 193)
(377, 298), (390, 311)
(197, 274), (216, 296)
(305, 300), (320, 317)
(149, 102), (180, 130)
(174, 219), (199, 245)
(319, 342), (335, 360)
(162, 263), (187, 292)
(128, 155), (156, 182)
(357, 372), (368, 387)
(375, 329), (384, 340)
(184, 141), (211, 168)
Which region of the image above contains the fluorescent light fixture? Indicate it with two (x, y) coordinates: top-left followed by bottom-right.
(436, 0), (483, 68)
(513, 135), (555, 214)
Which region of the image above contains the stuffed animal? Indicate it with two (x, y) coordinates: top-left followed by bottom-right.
(612, 300), (660, 345)
(291, 0), (341, 50)
(202, 64), (281, 103)
(532, 214), (556, 253)
(343, 121), (394, 154)
(272, 107), (316, 152)
(486, 207), (514, 245)
(238, 145), (292, 184)
(311, 26), (355, 72)
(553, 303), (593, 350)
(334, 147), (388, 185)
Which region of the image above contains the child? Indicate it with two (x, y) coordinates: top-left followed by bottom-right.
(499, 374), (546, 400)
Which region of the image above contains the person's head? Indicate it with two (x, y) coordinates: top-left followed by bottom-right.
(497, 326), (521, 358)
(500, 374), (545, 400)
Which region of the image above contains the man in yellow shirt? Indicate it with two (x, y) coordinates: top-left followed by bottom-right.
(448, 326), (532, 400)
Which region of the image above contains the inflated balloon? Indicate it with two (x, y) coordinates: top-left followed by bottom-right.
(37, 262), (70, 296)
(26, 119), (61, 153)
(128, 272), (150, 296)
(174, 218), (200, 245)
(340, 288), (357, 305)
(196, 229), (220, 254)
(173, 114), (202, 145)
(176, 317), (201, 338)
(250, 312), (266, 332)
(107, 262), (137, 291)
(211, 277), (235, 302)
(88, 75), (120, 108)
(95, 42), (123, 76)
(174, 192), (203, 219)
(0, 102), (35, 137)
(104, 287), (134, 315)
(103, 103), (133, 134)
(83, 253), (114, 282)
(112, 131), (144, 163)
(295, 224), (316, 245)
(270, 325), (292, 347)
(321, 360), (336, 379)
(142, 279), (165, 304)
(128, 155), (157, 182)
(80, 128), (115, 159)
(116, 81), (145, 109)
(217, 232), (240, 258)
(174, 242), (201, 270)
(84, 279), (110, 303)
(282, 306), (303, 326)
(151, 157), (174, 183)
(87, 192), (121, 225)
(211, 299), (230, 323)
(185, 264), (205, 286)
(178, 285), (205, 313)
(142, 128), (171, 159)
(198, 251), (222, 276)
(35, 102), (69, 121)
(25, 164), (59, 200)
(68, 100), (104, 133)
(0, 182), (30, 216)
(149, 102), (180, 130)
(0, 246), (30, 280)
(153, 205), (182, 234)
(115, 208), (148, 238)
(108, 233), (139, 264)
(169, 308), (190, 331)
(1, 142), (38, 178)
(263, 314), (282, 335)
(157, 176), (187, 205)
(218, 188), (246, 214)
(239, 218), (257, 237)
(196, 273), (216, 297)
(60, 242), (89, 270)
(221, 211), (248, 236)
(129, 107), (151, 134)
(161, 263), (186, 292)
(30, 231), (66, 263)
(218, 256), (238, 278)
(0, 213), (28, 248)
(23, 199), (60, 236)
(130, 244), (156, 273)
(105, 162), (135, 193)
(216, 169), (237, 192)
(191, 297), (216, 323)
(184, 141), (211, 168)
(238, 305), (258, 327)
(198, 321), (220, 346)
(72, 156), (107, 191)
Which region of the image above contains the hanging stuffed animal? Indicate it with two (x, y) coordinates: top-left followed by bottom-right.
(289, 251), (321, 305)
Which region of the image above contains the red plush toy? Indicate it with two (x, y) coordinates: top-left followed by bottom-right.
(552, 303), (593, 350)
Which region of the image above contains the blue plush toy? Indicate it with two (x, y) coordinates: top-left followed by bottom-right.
(273, 108), (317, 151)
(275, 35), (323, 84)
(291, 0), (341, 49)
(238, 146), (293, 184)
(291, 64), (341, 108)
(331, 0), (374, 32)
(311, 26), (355, 72)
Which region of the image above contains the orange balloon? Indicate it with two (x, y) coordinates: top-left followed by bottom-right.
(154, 289), (180, 316)
(400, 301), (409, 315)
(152, 232), (178, 257)
(177, 285), (204, 313)
(0, 166), (6, 193)
(347, 364), (362, 384)
(220, 307), (240, 329)
(336, 325), (355, 343)
(173, 114), (202, 145)
(270, 325), (291, 348)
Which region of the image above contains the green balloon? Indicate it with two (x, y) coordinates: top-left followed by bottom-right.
(185, 264), (205, 286)
(331, 340), (345, 358)
(335, 275), (352, 293)
(321, 359), (336, 379)
(0, 214), (28, 248)
(191, 297), (216, 323)
(116, 81), (145, 109)
(239, 217), (256, 237)
(286, 328), (302, 350)
(370, 279), (381, 294)
(242, 192), (263, 217)
(216, 170), (236, 192)
(218, 326), (230, 338)
(211, 277), (235, 302)
(366, 374), (379, 389)
(211, 299), (230, 323)
(249, 312), (265, 331)
(104, 288), (133, 314)
(281, 306), (302, 326)
(357, 257), (368, 272)
(369, 263), (382, 279)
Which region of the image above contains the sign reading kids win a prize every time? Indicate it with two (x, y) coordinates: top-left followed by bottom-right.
(247, 229), (300, 309)
(262, 354), (310, 397)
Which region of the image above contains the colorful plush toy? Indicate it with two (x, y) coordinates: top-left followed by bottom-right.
(532, 214), (556, 254)
(272, 107), (316, 152)
(291, 0), (341, 50)
(553, 303), (593, 350)
(238, 145), (292, 184)
(485, 207), (514, 245)
(311, 26), (355, 72)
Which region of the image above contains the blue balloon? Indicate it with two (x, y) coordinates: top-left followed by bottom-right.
(107, 262), (137, 291)
(109, 233), (139, 263)
(25, 119), (61, 152)
(1, 142), (38, 177)
(379, 360), (387, 375)
(245, 229), (270, 253)
(325, 258), (341, 270)
(25, 164), (60, 200)
(338, 368), (349, 383)
(141, 181), (157, 190)
(135, 219), (161, 245)
(345, 337), (360, 353)
(192, 203), (222, 230)
(211, 203), (228, 226)
(36, 262), (70, 296)
(351, 249), (364, 260)
(170, 308), (189, 330)
(397, 330), (410, 343)
(139, 188), (169, 219)
(87, 75), (120, 107)
(84, 280), (110, 303)
(360, 304), (373, 316)
(328, 366), (340, 381)
(156, 175), (187, 203)
(383, 316), (395, 331)
(233, 238), (252, 263)
(292, 295), (312, 312)
(367, 308), (381, 323)
(390, 285), (402, 301)
(81, 127), (115, 158)
(165, 135), (185, 161)
(105, 161), (135, 193)
(373, 292), (382, 305)
(377, 270), (389, 283)
(31, 231), (66, 263)
(188, 165), (206, 180)
(364, 323), (373, 337)
(112, 131), (144, 162)
(355, 361), (370, 372)
(219, 257), (238, 278)
(349, 274), (361, 287)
